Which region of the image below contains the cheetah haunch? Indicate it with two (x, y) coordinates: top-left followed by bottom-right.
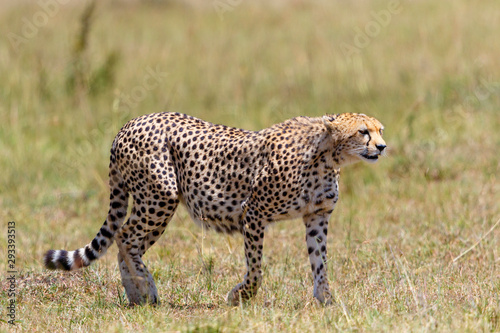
(44, 112), (386, 306)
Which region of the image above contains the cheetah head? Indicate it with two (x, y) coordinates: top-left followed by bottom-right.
(323, 113), (386, 165)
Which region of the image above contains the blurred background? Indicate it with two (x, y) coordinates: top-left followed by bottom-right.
(0, 0), (499, 331)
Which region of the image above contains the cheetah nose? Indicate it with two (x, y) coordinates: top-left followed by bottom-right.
(376, 144), (387, 152)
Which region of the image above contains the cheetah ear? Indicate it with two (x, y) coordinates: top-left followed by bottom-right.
(322, 115), (338, 133)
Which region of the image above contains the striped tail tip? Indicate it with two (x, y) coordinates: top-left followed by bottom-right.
(43, 249), (90, 271)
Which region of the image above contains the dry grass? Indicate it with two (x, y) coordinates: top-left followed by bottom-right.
(0, 0), (499, 332)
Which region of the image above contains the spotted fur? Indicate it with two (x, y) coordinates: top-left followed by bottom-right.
(44, 112), (386, 306)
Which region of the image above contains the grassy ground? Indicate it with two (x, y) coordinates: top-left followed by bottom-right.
(1, 0), (499, 331)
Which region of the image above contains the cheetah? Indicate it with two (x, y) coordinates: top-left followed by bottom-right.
(44, 112), (386, 306)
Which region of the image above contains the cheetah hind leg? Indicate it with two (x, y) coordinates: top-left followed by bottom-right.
(117, 196), (178, 306)
(115, 227), (158, 306)
(117, 223), (171, 306)
(118, 252), (158, 306)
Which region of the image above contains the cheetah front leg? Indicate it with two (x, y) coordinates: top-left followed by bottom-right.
(304, 213), (333, 305)
(227, 211), (265, 306)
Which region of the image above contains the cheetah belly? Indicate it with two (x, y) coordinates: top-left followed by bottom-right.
(255, 182), (339, 222)
(175, 156), (257, 234)
(179, 190), (248, 234)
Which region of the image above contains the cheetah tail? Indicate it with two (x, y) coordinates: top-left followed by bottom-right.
(43, 157), (129, 271)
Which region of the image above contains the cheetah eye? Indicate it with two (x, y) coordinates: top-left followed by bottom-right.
(379, 129), (384, 136)
(358, 129), (369, 135)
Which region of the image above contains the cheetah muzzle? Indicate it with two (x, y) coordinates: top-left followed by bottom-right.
(43, 112), (386, 306)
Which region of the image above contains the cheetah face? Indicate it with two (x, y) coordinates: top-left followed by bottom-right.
(356, 123), (386, 163)
(323, 113), (386, 165)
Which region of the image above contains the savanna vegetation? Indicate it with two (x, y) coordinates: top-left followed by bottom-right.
(0, 0), (499, 331)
